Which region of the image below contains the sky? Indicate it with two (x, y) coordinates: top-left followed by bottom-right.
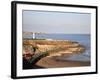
(22, 10), (91, 34)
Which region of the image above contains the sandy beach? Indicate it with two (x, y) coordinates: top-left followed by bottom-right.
(36, 57), (90, 68)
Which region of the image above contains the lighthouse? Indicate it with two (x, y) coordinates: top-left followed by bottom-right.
(32, 33), (36, 39)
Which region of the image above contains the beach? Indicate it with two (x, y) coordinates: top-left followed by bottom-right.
(36, 57), (90, 68)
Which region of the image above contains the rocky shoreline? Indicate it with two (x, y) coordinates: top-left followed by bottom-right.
(23, 39), (88, 69)
(23, 39), (85, 57)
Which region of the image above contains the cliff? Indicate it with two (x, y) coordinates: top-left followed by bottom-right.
(23, 39), (85, 57)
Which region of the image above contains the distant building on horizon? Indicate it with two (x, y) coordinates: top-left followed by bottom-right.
(23, 32), (46, 39)
(23, 32), (35, 39)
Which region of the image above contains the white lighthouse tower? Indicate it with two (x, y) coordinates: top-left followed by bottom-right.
(32, 33), (36, 39)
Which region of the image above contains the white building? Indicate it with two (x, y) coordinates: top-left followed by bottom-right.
(32, 33), (35, 39)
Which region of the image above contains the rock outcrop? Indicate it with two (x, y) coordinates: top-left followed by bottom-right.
(23, 40), (85, 57)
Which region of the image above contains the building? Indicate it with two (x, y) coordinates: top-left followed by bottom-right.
(23, 32), (35, 39)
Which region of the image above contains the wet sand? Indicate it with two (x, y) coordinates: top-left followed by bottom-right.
(36, 57), (90, 68)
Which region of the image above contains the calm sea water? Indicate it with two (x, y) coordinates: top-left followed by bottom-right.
(36, 34), (91, 61)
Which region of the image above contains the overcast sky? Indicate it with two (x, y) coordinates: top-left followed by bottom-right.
(22, 10), (91, 34)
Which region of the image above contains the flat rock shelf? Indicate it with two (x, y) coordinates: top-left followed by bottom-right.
(23, 39), (90, 69)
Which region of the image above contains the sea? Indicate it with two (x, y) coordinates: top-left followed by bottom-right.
(35, 34), (91, 62)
